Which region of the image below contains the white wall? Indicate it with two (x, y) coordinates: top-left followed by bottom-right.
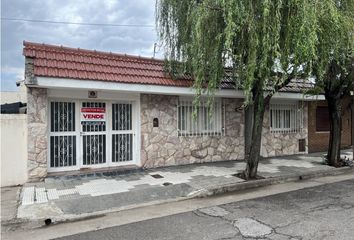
(1, 114), (28, 186)
(1, 85), (27, 104)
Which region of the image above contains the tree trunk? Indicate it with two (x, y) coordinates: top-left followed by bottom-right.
(244, 91), (266, 179)
(326, 96), (342, 166)
(352, 97), (354, 159)
(244, 104), (254, 161)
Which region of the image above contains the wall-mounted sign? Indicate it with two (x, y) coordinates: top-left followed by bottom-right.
(81, 107), (106, 122)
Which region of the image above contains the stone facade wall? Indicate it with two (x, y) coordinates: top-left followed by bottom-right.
(261, 103), (309, 157)
(27, 87), (48, 181)
(25, 90), (311, 179)
(141, 94), (309, 168)
(140, 94), (245, 168)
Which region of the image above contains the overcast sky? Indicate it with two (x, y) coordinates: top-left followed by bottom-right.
(1, 0), (160, 91)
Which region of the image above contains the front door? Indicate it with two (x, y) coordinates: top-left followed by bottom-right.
(80, 102), (107, 166)
(48, 99), (137, 172)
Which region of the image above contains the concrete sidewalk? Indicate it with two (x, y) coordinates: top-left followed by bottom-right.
(2, 150), (353, 230)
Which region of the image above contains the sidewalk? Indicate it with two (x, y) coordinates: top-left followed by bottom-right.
(3, 150), (353, 229)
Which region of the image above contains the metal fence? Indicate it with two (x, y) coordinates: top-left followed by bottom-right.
(270, 102), (303, 134)
(177, 98), (225, 137)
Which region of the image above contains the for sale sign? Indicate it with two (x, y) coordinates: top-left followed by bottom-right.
(81, 107), (106, 122)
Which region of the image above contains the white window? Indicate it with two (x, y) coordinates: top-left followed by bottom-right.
(270, 102), (303, 133)
(178, 98), (225, 136)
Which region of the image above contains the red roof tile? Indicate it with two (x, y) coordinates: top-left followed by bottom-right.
(23, 41), (312, 93)
(23, 41), (194, 88)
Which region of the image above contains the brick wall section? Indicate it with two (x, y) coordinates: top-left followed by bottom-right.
(308, 97), (352, 153)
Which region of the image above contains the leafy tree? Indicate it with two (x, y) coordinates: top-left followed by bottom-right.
(312, 0), (354, 166)
(156, 0), (318, 179)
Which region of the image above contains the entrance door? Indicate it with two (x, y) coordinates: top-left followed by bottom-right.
(81, 102), (107, 166)
(49, 99), (137, 172)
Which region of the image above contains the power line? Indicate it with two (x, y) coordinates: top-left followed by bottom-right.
(1, 17), (155, 28)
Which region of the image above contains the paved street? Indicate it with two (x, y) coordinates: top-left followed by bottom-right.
(55, 178), (354, 240)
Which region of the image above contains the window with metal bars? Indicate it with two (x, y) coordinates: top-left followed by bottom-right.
(270, 102), (303, 133)
(178, 98), (225, 136)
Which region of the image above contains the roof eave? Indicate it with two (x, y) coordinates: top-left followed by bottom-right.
(32, 76), (325, 100)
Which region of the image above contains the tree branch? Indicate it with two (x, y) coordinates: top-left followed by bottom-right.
(264, 74), (294, 104)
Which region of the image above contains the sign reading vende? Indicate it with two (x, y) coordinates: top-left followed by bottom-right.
(81, 107), (106, 122)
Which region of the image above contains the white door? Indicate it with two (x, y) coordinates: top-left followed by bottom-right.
(49, 99), (137, 172)
(80, 102), (107, 167)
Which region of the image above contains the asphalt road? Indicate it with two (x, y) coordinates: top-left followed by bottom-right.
(54, 178), (354, 240)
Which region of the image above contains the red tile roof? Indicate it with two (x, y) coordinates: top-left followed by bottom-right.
(23, 41), (312, 93)
(23, 41), (194, 87)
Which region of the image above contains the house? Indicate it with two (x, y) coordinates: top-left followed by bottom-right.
(23, 41), (326, 181)
(308, 96), (352, 153)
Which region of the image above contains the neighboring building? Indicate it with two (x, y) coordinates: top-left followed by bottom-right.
(1, 82), (27, 113)
(1, 83), (27, 104)
(23, 41), (324, 181)
(308, 96), (352, 153)
(1, 82), (28, 186)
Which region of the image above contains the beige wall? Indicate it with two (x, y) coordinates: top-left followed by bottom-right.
(1, 114), (28, 186)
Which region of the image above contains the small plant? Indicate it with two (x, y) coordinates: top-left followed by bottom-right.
(323, 154), (353, 168)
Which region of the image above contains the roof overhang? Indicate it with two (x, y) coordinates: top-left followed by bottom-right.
(31, 77), (325, 100)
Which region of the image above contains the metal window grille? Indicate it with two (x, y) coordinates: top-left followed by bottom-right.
(112, 103), (133, 162)
(270, 102), (303, 133)
(82, 134), (106, 165)
(50, 101), (76, 168)
(177, 98), (225, 136)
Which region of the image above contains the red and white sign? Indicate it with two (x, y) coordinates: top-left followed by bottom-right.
(81, 107), (106, 122)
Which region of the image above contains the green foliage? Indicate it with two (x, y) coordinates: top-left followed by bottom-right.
(313, 0), (354, 96)
(156, 0), (320, 106)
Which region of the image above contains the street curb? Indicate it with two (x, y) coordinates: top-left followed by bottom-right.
(4, 167), (353, 231)
(3, 196), (193, 230)
(198, 167), (354, 197)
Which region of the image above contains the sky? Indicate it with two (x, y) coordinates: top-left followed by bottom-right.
(1, 0), (160, 91)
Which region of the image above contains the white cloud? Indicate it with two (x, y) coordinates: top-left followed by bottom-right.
(2, 66), (24, 80)
(1, 0), (157, 91)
